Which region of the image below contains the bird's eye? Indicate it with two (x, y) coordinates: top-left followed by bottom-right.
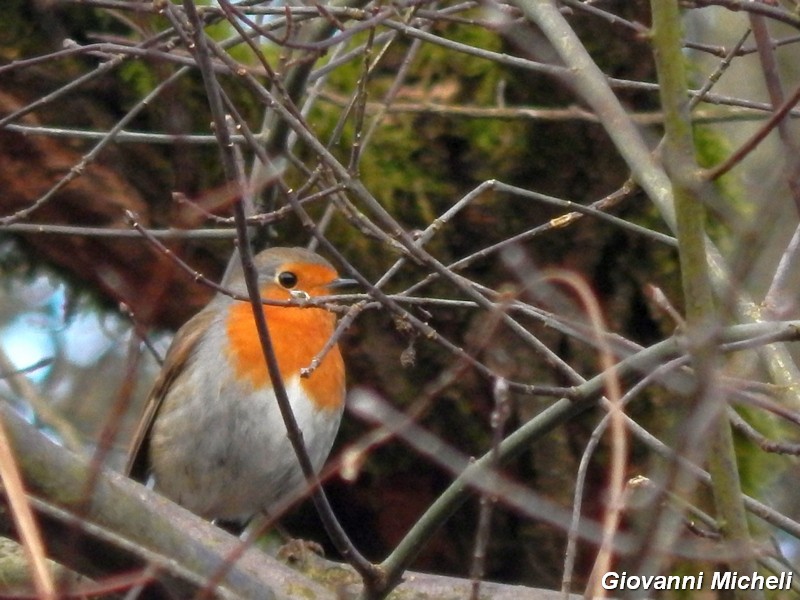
(278, 271), (297, 290)
(277, 271), (298, 289)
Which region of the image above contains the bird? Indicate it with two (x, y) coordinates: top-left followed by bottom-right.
(126, 246), (353, 522)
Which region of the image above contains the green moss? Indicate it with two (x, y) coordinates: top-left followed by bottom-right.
(300, 19), (530, 261)
(119, 61), (160, 98)
(730, 404), (788, 501)
(694, 124), (748, 216)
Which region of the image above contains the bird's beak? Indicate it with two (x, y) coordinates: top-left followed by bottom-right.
(327, 277), (358, 290)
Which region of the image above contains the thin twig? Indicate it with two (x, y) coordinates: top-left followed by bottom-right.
(561, 356), (688, 598)
(0, 418), (56, 599)
(538, 271), (626, 599)
(763, 223), (800, 318)
(685, 0), (800, 29)
(705, 83), (800, 181)
(728, 408), (800, 455)
(177, 0), (380, 592)
(468, 376), (509, 600)
(376, 320), (800, 598)
(0, 67), (187, 226)
(0, 347), (83, 453)
(748, 12), (800, 215)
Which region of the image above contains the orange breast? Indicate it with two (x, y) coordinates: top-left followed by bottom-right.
(224, 300), (345, 410)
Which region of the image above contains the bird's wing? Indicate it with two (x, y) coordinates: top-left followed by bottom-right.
(125, 307), (217, 480)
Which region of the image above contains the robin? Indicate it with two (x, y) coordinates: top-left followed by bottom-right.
(126, 247), (353, 522)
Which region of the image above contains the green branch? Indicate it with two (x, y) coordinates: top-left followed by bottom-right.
(651, 3), (762, 599)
